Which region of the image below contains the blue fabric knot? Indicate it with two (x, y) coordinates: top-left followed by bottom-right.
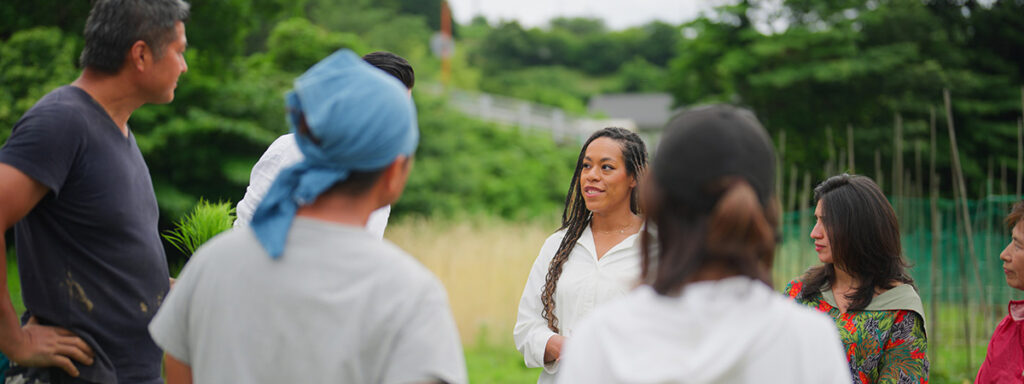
(250, 49), (418, 258)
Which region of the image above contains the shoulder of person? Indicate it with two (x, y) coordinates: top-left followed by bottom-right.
(374, 240), (446, 287)
(542, 228), (574, 248)
(768, 293), (842, 339)
(781, 277), (804, 298)
(16, 99), (90, 135)
(265, 133), (298, 153)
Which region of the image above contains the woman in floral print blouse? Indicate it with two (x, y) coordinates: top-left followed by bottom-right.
(785, 174), (928, 384)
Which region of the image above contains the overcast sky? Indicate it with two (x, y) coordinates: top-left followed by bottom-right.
(447, 0), (724, 30)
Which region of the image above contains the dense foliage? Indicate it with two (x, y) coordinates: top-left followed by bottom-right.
(0, 0), (582, 265)
(667, 0), (1024, 190)
(3, 0), (1023, 231)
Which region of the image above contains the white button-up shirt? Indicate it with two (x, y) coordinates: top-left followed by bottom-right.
(514, 225), (642, 384)
(234, 134), (390, 238)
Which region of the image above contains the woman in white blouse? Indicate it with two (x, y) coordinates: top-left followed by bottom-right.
(514, 127), (648, 383)
(555, 105), (851, 384)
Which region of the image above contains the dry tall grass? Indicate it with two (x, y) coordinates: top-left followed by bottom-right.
(387, 216), (1002, 381)
(388, 215), (823, 343)
(386, 216), (558, 345)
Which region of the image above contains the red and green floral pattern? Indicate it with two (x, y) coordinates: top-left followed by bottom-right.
(785, 279), (929, 384)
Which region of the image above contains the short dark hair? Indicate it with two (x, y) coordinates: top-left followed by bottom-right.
(80, 0), (191, 74)
(362, 51), (415, 90)
(799, 174), (914, 311)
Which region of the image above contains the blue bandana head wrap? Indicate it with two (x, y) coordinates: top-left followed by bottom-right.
(250, 49), (418, 258)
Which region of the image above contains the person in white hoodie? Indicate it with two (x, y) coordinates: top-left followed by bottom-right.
(556, 105), (853, 384)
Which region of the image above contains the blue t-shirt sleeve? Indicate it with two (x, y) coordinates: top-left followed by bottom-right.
(0, 105), (84, 196)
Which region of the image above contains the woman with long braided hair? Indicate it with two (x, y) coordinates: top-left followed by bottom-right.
(556, 105), (851, 383)
(514, 127), (648, 383)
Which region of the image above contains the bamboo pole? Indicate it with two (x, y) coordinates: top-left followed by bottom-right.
(838, 148), (847, 175)
(798, 172), (813, 270)
(915, 141), (923, 199)
(952, 170), (972, 373)
(984, 159), (996, 338)
(776, 130), (786, 238)
(875, 150), (884, 193)
(894, 113), (904, 199)
(847, 124), (855, 174)
(999, 162), (1007, 198)
(928, 106), (941, 365)
(826, 126), (836, 177)
(946, 89), (990, 369)
(1018, 117), (1023, 198)
(787, 165), (798, 214)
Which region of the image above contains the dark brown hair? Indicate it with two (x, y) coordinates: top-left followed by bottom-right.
(638, 104), (779, 296)
(641, 178), (779, 295)
(540, 127), (647, 333)
(798, 174), (914, 311)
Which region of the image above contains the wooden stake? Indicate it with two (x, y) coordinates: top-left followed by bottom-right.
(928, 106), (940, 365)
(875, 150), (884, 193)
(1018, 117), (1023, 198)
(894, 113), (904, 198)
(946, 88), (989, 368)
(847, 124), (855, 174)
(826, 126), (835, 177)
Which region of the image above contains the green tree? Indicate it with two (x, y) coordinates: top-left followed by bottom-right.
(667, 0), (1024, 190)
(0, 27), (79, 142)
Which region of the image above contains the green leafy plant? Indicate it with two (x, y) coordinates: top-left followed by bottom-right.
(162, 199), (236, 256)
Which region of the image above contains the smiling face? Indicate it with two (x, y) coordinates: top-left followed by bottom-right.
(1001, 220), (1024, 290)
(579, 137), (636, 215)
(810, 200), (832, 264)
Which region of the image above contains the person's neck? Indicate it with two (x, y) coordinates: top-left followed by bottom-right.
(589, 206), (641, 234)
(833, 266), (855, 291)
(72, 69), (144, 137)
(295, 191), (384, 228)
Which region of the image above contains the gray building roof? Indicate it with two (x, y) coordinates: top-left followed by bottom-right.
(587, 93), (678, 131)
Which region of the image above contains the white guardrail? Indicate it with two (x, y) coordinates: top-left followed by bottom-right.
(422, 84), (638, 144)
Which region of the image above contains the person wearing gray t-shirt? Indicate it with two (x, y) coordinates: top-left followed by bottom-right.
(148, 49), (466, 384)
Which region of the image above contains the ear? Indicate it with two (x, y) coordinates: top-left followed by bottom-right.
(379, 155), (412, 205)
(128, 40), (149, 72)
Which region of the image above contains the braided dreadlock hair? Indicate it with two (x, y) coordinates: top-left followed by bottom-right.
(540, 127), (648, 333)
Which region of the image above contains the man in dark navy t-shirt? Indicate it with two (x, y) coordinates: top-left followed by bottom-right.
(0, 1), (190, 383)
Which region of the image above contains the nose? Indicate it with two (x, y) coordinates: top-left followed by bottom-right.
(181, 58), (188, 73)
(810, 222), (823, 240)
(583, 167), (599, 181)
(1001, 243), (1013, 263)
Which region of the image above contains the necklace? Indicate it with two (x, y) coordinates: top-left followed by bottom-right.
(592, 222), (639, 235)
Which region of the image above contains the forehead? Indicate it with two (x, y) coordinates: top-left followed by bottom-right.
(1014, 221), (1024, 238)
(170, 21), (187, 44)
(584, 137), (624, 160)
(814, 200), (824, 215)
